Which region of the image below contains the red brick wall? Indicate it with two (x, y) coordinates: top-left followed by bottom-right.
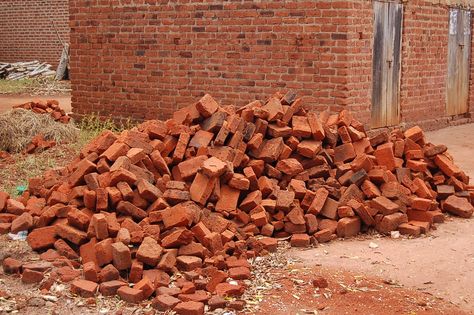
(345, 1), (374, 126)
(0, 0), (69, 67)
(70, 0), (364, 121)
(69, 0), (473, 130)
(399, 1), (450, 128)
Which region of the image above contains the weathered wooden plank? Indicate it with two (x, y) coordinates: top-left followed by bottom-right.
(446, 8), (471, 115)
(371, 1), (403, 128)
(386, 2), (403, 126)
(371, 1), (386, 128)
(459, 10), (471, 114)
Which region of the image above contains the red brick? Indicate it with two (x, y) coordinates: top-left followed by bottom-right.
(334, 143), (356, 163)
(177, 256), (202, 271)
(70, 279), (98, 298)
(215, 185), (240, 212)
(26, 225), (57, 251)
(398, 223), (421, 236)
(137, 236), (163, 266)
(369, 196), (400, 215)
(336, 217), (361, 238)
(196, 94), (219, 118)
(409, 220), (431, 234)
(100, 264), (120, 282)
(68, 159), (97, 187)
(117, 286), (144, 303)
(99, 280), (127, 296)
(259, 237), (278, 252)
(136, 178), (162, 202)
(307, 112), (325, 140)
(91, 213), (109, 240)
(308, 187), (329, 215)
(95, 238), (114, 267)
(112, 242), (132, 270)
(200, 157), (226, 178)
(3, 257), (22, 274)
(276, 158), (304, 176)
(54, 238), (79, 260)
(411, 197), (432, 211)
(56, 224), (88, 245)
(0, 191), (9, 211)
(57, 266), (81, 282)
(100, 142), (129, 162)
(228, 173), (250, 190)
(404, 126), (424, 143)
(238, 190), (261, 213)
(116, 201), (147, 220)
(83, 261), (99, 283)
(189, 130), (214, 148)
(208, 295), (227, 310)
(206, 270), (228, 292)
(434, 154), (462, 177)
(6, 199), (25, 215)
(129, 260), (144, 283)
(312, 276), (329, 288)
(374, 143), (396, 171)
(442, 196), (473, 218)
(290, 234), (310, 247)
(134, 276), (155, 299)
(67, 207), (90, 231)
(297, 140), (322, 158)
(110, 169), (137, 186)
(190, 172), (216, 205)
(320, 197), (339, 220)
(376, 213), (408, 234)
(215, 283), (245, 297)
(152, 294), (181, 311)
(174, 301), (205, 315)
(275, 190), (295, 212)
(257, 137), (285, 163)
(80, 238), (98, 265)
(157, 251), (177, 272)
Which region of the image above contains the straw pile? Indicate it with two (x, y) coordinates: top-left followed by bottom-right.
(0, 109), (78, 153)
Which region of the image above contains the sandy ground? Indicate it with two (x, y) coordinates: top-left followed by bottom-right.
(289, 123), (474, 313)
(426, 123), (474, 183)
(0, 94), (71, 113)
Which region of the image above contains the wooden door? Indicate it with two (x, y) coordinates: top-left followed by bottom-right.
(447, 8), (471, 116)
(371, 1), (403, 128)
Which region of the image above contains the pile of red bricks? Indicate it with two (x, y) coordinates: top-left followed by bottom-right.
(24, 134), (57, 154)
(13, 100), (71, 124)
(1, 92), (473, 314)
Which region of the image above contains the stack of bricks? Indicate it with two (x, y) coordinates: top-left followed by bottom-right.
(0, 91), (473, 314)
(24, 134), (57, 154)
(13, 100), (71, 124)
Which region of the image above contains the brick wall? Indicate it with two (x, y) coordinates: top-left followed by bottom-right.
(0, 0), (69, 67)
(69, 0), (473, 130)
(70, 0), (366, 121)
(399, 1), (450, 128)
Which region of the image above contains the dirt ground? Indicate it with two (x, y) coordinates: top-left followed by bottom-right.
(0, 94), (71, 114)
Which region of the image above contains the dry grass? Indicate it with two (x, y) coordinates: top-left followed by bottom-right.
(0, 114), (134, 196)
(0, 108), (78, 153)
(0, 78), (40, 94)
(0, 77), (71, 95)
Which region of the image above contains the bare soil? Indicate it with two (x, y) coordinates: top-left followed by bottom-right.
(257, 264), (468, 315)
